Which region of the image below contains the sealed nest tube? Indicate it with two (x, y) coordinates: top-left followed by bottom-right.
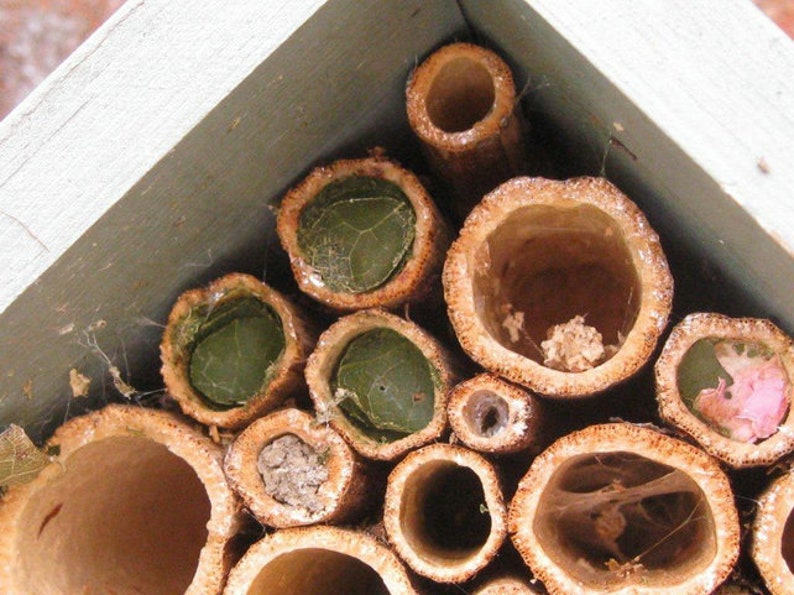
(508, 422), (740, 594)
(276, 153), (452, 312)
(223, 408), (376, 528)
(443, 176), (674, 399)
(0, 405), (244, 594)
(160, 272), (316, 430)
(305, 308), (461, 461)
(655, 312), (794, 468)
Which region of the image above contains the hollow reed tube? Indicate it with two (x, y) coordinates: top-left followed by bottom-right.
(508, 422), (740, 594)
(383, 443), (507, 583)
(0, 404), (244, 594)
(406, 42), (532, 220)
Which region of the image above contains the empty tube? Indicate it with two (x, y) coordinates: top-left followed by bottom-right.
(751, 470), (794, 594)
(223, 525), (419, 594)
(383, 443), (507, 583)
(406, 42), (532, 220)
(0, 404), (244, 594)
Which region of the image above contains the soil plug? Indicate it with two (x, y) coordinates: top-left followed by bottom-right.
(223, 408), (377, 528)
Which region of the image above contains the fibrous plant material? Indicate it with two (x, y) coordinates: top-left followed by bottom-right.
(305, 308), (460, 461)
(443, 176), (673, 399)
(223, 408), (375, 528)
(447, 373), (546, 455)
(406, 42), (533, 221)
(223, 525), (419, 594)
(655, 312), (794, 468)
(383, 443), (507, 584)
(276, 153), (451, 312)
(751, 470), (794, 594)
(160, 272), (316, 430)
(0, 404), (244, 595)
(508, 423), (740, 594)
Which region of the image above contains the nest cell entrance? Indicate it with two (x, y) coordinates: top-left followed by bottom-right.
(16, 436), (211, 595)
(247, 549), (390, 595)
(474, 204), (641, 365)
(425, 56), (495, 133)
(534, 451), (717, 589)
(463, 390), (510, 437)
(400, 461), (491, 562)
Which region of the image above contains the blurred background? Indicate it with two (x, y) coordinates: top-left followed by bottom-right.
(1, 0), (793, 121)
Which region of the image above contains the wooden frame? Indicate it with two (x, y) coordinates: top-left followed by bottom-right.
(0, 0), (792, 438)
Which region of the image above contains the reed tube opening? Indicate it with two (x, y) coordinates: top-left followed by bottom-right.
(425, 57), (495, 132)
(474, 204), (640, 366)
(246, 549), (389, 595)
(16, 436), (211, 594)
(384, 444), (506, 583)
(783, 511), (794, 573)
(509, 424), (739, 594)
(534, 451), (715, 588)
(464, 390), (510, 438)
(444, 177), (673, 398)
(223, 526), (418, 594)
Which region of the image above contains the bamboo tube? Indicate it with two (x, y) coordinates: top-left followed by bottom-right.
(472, 573), (543, 594)
(383, 443), (507, 583)
(160, 272), (316, 430)
(223, 408), (376, 528)
(751, 470), (794, 594)
(406, 42), (531, 220)
(0, 404), (244, 595)
(655, 312), (794, 468)
(443, 176), (673, 399)
(276, 153), (451, 312)
(508, 422), (740, 594)
(223, 525), (419, 595)
(305, 308), (460, 461)
(447, 372), (546, 455)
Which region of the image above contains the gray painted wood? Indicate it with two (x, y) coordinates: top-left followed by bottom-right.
(0, 0), (466, 439)
(1, 0), (792, 440)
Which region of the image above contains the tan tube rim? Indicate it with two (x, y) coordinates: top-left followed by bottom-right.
(508, 422), (740, 594)
(223, 408), (371, 528)
(0, 404), (243, 595)
(223, 525), (419, 594)
(443, 176), (673, 398)
(655, 312), (794, 468)
(276, 154), (451, 312)
(383, 443), (507, 583)
(751, 470), (794, 594)
(305, 308), (458, 461)
(160, 272), (315, 430)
